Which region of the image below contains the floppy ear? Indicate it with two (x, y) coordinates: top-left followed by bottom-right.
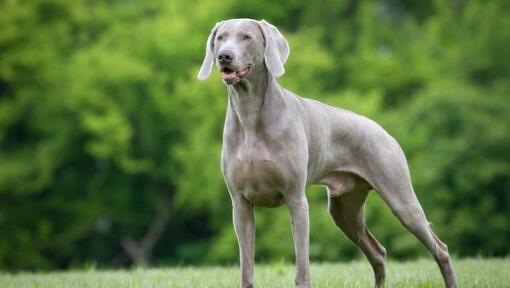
(197, 22), (223, 80)
(257, 20), (290, 78)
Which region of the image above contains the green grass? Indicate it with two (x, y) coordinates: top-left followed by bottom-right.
(1, 258), (508, 287)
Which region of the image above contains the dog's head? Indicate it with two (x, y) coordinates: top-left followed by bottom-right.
(197, 18), (289, 85)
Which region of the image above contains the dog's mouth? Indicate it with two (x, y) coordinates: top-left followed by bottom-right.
(221, 65), (251, 85)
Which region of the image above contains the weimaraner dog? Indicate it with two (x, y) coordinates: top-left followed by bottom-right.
(197, 18), (458, 288)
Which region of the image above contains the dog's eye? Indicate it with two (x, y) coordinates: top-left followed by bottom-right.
(242, 34), (251, 40)
(217, 35), (223, 41)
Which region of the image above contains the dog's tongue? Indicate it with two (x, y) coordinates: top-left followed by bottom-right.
(222, 70), (238, 80)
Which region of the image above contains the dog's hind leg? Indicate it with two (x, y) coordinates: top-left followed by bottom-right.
(376, 182), (458, 288)
(328, 187), (387, 287)
(360, 140), (458, 287)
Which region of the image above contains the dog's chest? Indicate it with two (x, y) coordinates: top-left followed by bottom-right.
(223, 141), (287, 207)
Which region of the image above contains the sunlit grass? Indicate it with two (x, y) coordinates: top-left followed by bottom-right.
(1, 258), (508, 287)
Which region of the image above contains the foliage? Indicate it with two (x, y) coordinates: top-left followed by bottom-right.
(0, 0), (508, 269)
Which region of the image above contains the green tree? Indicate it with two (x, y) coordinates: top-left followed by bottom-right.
(0, 0), (509, 270)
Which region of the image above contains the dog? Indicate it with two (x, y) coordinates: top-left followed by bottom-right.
(197, 18), (457, 288)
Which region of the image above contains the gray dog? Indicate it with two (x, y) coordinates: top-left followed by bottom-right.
(197, 18), (458, 288)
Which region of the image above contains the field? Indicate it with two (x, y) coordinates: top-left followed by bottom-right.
(1, 258), (508, 288)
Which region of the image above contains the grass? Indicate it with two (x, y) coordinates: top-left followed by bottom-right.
(0, 258), (508, 287)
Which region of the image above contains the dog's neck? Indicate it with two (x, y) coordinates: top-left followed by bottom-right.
(226, 64), (276, 144)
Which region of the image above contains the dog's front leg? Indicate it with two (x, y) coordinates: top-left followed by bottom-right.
(288, 195), (311, 288)
(232, 197), (255, 288)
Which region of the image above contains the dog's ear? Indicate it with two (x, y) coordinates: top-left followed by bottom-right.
(197, 21), (223, 80)
(257, 19), (289, 78)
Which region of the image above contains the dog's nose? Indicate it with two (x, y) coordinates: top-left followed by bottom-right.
(218, 50), (234, 64)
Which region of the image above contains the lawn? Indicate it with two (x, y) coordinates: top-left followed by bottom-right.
(1, 258), (508, 287)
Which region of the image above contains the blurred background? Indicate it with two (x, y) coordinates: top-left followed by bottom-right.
(0, 0), (509, 271)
